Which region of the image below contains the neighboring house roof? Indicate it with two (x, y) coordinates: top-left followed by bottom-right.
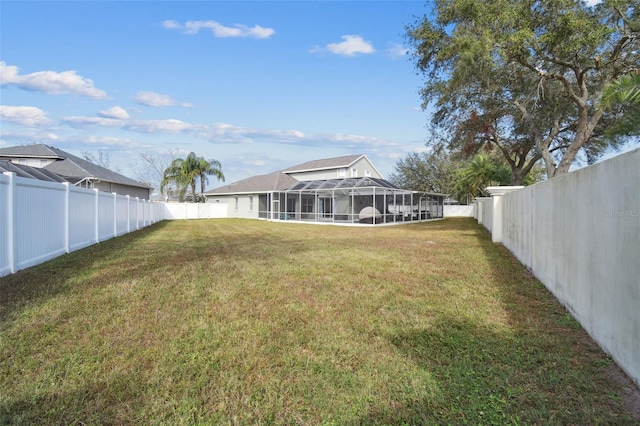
(0, 160), (67, 183)
(206, 154), (374, 195)
(0, 144), (151, 189)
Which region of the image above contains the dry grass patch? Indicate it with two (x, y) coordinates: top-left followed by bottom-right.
(1, 218), (638, 425)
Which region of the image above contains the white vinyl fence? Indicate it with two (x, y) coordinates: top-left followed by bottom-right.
(163, 202), (228, 220)
(473, 148), (640, 387)
(443, 205), (474, 217)
(1, 172), (163, 277)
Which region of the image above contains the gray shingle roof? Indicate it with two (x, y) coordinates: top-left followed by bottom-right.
(283, 154), (364, 173)
(0, 144), (151, 189)
(207, 170), (298, 194)
(205, 154), (365, 195)
(0, 160), (67, 182)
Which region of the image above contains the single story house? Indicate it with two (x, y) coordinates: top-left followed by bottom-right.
(205, 154), (444, 225)
(0, 144), (152, 199)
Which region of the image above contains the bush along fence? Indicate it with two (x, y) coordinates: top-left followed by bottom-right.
(474, 147), (640, 387)
(0, 172), (163, 277)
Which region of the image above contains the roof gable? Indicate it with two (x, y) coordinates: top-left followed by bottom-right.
(283, 154), (364, 174)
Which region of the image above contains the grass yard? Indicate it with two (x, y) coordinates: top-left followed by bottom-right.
(1, 218), (638, 425)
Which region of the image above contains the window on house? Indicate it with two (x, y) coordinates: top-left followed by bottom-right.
(365, 170), (371, 177)
(301, 197), (314, 213)
(351, 167), (358, 177)
(234, 197), (239, 211)
(337, 168), (346, 178)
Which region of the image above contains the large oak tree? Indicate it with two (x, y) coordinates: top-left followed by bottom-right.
(407, 0), (639, 180)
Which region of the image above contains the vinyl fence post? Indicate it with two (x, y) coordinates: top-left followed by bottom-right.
(113, 192), (117, 238)
(126, 195), (130, 233)
(64, 182), (70, 253)
(135, 197), (140, 230)
(5, 172), (16, 274)
(94, 188), (100, 243)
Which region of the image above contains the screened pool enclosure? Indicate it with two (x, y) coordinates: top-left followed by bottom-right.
(257, 177), (444, 224)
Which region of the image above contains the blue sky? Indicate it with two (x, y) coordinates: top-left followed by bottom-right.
(1, 1), (435, 188)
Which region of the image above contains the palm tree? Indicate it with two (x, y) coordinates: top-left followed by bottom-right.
(196, 157), (225, 195)
(602, 73), (640, 139)
(160, 152), (225, 202)
(452, 154), (511, 203)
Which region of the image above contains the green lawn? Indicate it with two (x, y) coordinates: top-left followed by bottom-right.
(1, 218), (638, 425)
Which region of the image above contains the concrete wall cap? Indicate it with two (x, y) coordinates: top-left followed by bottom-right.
(486, 186), (524, 196)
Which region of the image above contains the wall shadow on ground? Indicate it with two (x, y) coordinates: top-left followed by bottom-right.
(360, 217), (640, 424)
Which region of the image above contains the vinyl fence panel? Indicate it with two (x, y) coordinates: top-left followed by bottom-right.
(14, 177), (67, 272)
(128, 197), (139, 231)
(68, 185), (99, 252)
(116, 194), (129, 236)
(0, 172), (163, 277)
(97, 191), (116, 242)
(163, 202), (228, 220)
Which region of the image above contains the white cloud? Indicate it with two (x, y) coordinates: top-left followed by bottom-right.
(0, 105), (52, 126)
(0, 129), (59, 143)
(206, 123), (405, 153)
(83, 135), (154, 149)
(386, 42), (409, 59)
(62, 116), (124, 128)
(584, 0), (603, 6)
(134, 91), (192, 108)
(208, 123), (305, 144)
(162, 19), (182, 30)
(163, 19), (275, 39)
(125, 119), (192, 133)
(0, 62), (107, 99)
(62, 114), (193, 134)
(98, 106), (130, 120)
(311, 35), (375, 57)
(135, 91), (176, 107)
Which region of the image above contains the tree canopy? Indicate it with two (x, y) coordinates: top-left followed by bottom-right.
(389, 149), (544, 204)
(407, 0), (639, 180)
(388, 150), (464, 194)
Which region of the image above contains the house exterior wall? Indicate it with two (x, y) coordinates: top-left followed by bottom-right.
(207, 194), (260, 219)
(94, 181), (150, 200)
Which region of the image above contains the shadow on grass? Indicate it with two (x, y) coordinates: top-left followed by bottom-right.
(0, 221), (169, 323)
(0, 375), (138, 425)
(0, 219), (315, 324)
(360, 217), (640, 424)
